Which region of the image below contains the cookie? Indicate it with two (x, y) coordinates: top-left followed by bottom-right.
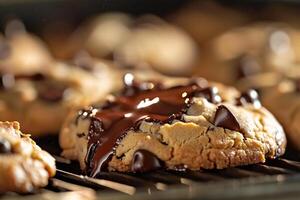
(169, 1), (247, 44)
(49, 13), (133, 59)
(0, 21), (53, 76)
(57, 13), (197, 76)
(262, 79), (300, 150)
(60, 77), (285, 176)
(195, 23), (297, 91)
(114, 15), (197, 76)
(0, 121), (55, 193)
(0, 55), (118, 136)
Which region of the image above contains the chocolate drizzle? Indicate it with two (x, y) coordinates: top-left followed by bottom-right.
(84, 76), (215, 177)
(213, 105), (240, 132)
(131, 150), (162, 173)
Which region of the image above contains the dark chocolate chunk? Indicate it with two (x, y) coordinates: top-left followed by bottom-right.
(131, 149), (162, 173)
(237, 89), (261, 108)
(0, 138), (11, 154)
(194, 87), (222, 104)
(77, 133), (86, 138)
(38, 82), (66, 102)
(236, 55), (261, 79)
(213, 105), (240, 132)
(0, 42), (11, 60)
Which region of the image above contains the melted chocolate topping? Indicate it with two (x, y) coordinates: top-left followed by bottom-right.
(236, 55), (261, 79)
(237, 89), (261, 108)
(213, 105), (240, 132)
(0, 138), (11, 154)
(84, 77), (215, 177)
(131, 150), (162, 173)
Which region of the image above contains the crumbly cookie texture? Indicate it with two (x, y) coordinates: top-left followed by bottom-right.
(0, 121), (56, 193)
(60, 81), (286, 174)
(262, 79), (300, 150)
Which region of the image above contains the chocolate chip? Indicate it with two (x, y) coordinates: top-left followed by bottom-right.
(194, 87), (222, 104)
(237, 89), (261, 108)
(0, 138), (11, 154)
(131, 149), (162, 173)
(236, 55), (261, 79)
(122, 73), (163, 96)
(38, 82), (66, 102)
(0, 42), (11, 60)
(30, 73), (46, 81)
(77, 133), (86, 138)
(213, 105), (240, 132)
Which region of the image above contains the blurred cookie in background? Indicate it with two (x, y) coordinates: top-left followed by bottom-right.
(0, 42), (119, 136)
(195, 23), (298, 91)
(43, 13), (133, 60)
(0, 20), (53, 76)
(169, 1), (248, 45)
(43, 13), (198, 76)
(114, 15), (197, 76)
(261, 78), (300, 151)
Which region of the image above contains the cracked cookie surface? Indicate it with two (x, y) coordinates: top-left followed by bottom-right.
(60, 78), (286, 176)
(0, 121), (56, 193)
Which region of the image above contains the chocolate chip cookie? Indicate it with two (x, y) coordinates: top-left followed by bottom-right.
(60, 77), (286, 176)
(114, 15), (197, 76)
(0, 55), (118, 136)
(262, 79), (300, 150)
(196, 23), (297, 91)
(0, 23), (53, 76)
(0, 121), (56, 193)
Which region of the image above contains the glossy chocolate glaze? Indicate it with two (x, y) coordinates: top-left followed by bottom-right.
(84, 75), (218, 177)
